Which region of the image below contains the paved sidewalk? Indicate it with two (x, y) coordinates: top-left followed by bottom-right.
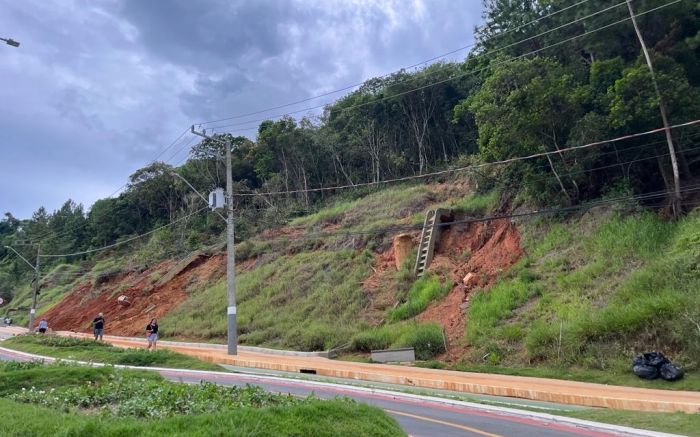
(50, 330), (700, 414)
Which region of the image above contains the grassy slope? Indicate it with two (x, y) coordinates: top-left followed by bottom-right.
(162, 249), (375, 350)
(2, 335), (222, 371)
(461, 206), (700, 388)
(162, 184), (457, 351)
(564, 409), (700, 437)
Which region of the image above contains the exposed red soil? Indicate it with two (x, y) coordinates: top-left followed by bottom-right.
(361, 249), (400, 326)
(39, 254), (225, 336)
(418, 218), (522, 360)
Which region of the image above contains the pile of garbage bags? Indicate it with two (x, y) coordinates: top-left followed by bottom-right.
(632, 352), (684, 381)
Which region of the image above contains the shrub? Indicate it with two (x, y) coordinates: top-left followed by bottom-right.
(350, 327), (393, 352)
(394, 322), (446, 360)
(351, 322), (446, 360)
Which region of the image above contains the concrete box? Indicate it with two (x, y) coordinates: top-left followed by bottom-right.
(371, 347), (415, 363)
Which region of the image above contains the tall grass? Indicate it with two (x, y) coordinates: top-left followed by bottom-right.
(466, 210), (700, 369)
(162, 250), (374, 351)
(444, 191), (499, 214)
(388, 274), (451, 322)
(350, 322), (445, 360)
(290, 184), (436, 232)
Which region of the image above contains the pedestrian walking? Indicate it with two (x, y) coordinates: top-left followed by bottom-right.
(38, 319), (48, 334)
(93, 312), (105, 341)
(146, 318), (158, 351)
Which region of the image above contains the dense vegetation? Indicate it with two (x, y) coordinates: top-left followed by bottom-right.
(458, 206), (700, 380)
(0, 362), (404, 436)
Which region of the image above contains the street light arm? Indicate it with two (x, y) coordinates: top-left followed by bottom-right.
(1, 37), (20, 47)
(3, 246), (36, 271)
(170, 171), (226, 222)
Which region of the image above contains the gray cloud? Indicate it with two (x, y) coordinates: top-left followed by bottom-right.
(0, 0), (481, 218)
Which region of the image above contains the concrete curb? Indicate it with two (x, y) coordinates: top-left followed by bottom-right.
(0, 345), (684, 437)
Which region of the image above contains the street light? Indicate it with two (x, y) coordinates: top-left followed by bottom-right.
(3, 245), (40, 330)
(1, 37), (20, 48)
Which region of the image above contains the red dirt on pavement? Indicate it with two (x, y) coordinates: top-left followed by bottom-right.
(39, 254), (225, 336)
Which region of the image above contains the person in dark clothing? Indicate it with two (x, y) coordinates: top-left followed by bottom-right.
(146, 318), (158, 351)
(93, 312), (105, 341)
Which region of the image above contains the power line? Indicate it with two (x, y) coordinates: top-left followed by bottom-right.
(25, 127), (194, 246)
(205, 0), (656, 132)
(40, 206), (211, 258)
(195, 0), (596, 127)
(251, 185), (700, 244)
(229, 138), (700, 220)
(229, 118), (700, 197)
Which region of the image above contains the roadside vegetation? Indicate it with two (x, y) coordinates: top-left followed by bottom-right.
(458, 206), (700, 387)
(2, 335), (221, 371)
(0, 362), (404, 437)
(564, 409), (700, 437)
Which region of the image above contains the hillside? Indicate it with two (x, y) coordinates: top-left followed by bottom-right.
(9, 178), (698, 386)
(1, 0), (698, 389)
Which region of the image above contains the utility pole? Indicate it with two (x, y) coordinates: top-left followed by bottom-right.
(29, 245), (40, 330)
(191, 126), (237, 355)
(3, 244), (39, 330)
(626, 0), (682, 217)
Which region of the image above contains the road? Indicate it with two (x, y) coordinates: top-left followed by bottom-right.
(0, 346), (672, 437)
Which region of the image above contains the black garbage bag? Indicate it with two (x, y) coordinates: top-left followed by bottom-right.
(632, 352), (683, 381)
(633, 364), (659, 379)
(659, 362), (684, 381)
(646, 352), (670, 367)
(633, 351), (668, 367)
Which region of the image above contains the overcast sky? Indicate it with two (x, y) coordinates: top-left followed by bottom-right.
(0, 0), (482, 219)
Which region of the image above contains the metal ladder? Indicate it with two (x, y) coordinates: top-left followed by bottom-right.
(414, 209), (443, 277)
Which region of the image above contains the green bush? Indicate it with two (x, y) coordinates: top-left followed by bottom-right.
(394, 322), (445, 360)
(351, 322), (445, 360)
(350, 327), (393, 352)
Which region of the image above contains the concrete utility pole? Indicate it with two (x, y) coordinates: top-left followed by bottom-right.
(191, 126), (237, 355)
(29, 246), (40, 330)
(625, 0), (682, 217)
(3, 245), (39, 330)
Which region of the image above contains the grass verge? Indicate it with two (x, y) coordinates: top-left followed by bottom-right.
(2, 335), (221, 371)
(563, 409), (700, 437)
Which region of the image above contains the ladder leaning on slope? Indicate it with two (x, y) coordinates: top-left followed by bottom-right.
(414, 209), (447, 277)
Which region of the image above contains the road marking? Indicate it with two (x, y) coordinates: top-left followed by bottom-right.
(385, 409), (503, 437)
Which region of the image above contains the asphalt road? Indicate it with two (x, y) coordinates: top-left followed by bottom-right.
(0, 347), (637, 437)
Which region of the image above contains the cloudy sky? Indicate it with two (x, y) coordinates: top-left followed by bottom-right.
(1, 0), (482, 219)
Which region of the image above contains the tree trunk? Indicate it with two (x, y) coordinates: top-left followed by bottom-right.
(627, 0), (682, 216)
(546, 153), (571, 205)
